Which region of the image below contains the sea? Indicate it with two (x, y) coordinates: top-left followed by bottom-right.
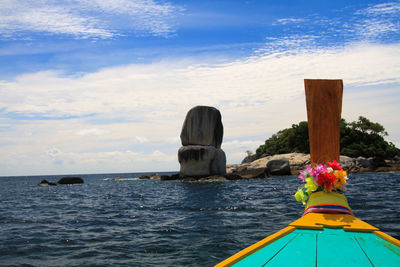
(0, 172), (399, 267)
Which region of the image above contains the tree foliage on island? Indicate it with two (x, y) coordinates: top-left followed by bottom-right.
(255, 116), (399, 159)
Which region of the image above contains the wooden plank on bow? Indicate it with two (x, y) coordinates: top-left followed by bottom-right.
(304, 79), (343, 165)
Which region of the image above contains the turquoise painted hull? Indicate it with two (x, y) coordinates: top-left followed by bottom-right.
(232, 228), (400, 266)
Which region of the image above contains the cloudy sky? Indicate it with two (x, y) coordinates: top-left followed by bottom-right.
(1, 0), (399, 176)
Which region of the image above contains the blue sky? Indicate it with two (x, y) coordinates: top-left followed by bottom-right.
(1, 0), (399, 176)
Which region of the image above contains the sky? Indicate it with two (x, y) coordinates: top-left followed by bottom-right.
(1, 0), (399, 176)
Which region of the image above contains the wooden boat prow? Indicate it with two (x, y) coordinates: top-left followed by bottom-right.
(215, 80), (400, 266)
(216, 213), (400, 266)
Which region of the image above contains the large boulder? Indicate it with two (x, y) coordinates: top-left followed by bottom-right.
(178, 145), (226, 177)
(180, 106), (223, 148)
(340, 155), (355, 171)
(356, 157), (371, 168)
(265, 159), (291, 176)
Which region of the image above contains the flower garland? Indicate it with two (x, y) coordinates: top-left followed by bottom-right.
(295, 160), (347, 204)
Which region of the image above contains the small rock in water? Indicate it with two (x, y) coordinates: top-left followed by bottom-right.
(139, 173), (160, 179)
(57, 177), (84, 184)
(37, 179), (57, 186)
(160, 173), (180, 180)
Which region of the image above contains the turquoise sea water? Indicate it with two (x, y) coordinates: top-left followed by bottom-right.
(0, 172), (399, 266)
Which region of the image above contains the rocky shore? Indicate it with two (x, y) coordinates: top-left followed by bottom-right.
(228, 153), (400, 178)
(139, 153), (400, 182)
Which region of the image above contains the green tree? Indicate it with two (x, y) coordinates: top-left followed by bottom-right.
(349, 116), (388, 136)
(340, 118), (396, 158)
(256, 121), (309, 156)
(255, 116), (399, 159)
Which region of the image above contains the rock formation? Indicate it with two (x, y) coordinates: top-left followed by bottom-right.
(226, 152), (400, 179)
(37, 177), (84, 186)
(57, 177), (84, 184)
(178, 106), (226, 177)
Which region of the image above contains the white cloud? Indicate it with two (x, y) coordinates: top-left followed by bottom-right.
(47, 147), (62, 157)
(0, 0), (182, 39)
(76, 128), (108, 136)
(356, 18), (398, 38)
(359, 2), (400, 15)
(222, 140), (264, 163)
(133, 136), (149, 144)
(269, 2), (400, 48)
(166, 136), (181, 144)
(260, 35), (318, 55)
(222, 140), (264, 151)
(2, 43), (400, 126)
(353, 2), (400, 40)
(275, 18), (306, 25)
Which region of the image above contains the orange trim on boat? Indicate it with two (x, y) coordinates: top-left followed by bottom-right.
(374, 231), (400, 247)
(214, 226), (296, 267)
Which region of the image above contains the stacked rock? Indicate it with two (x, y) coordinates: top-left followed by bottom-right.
(178, 106), (227, 177)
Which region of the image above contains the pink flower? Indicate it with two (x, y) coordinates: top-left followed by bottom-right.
(312, 164), (327, 180)
(298, 166), (314, 182)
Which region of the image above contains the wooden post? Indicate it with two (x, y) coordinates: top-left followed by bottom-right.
(304, 79), (343, 165)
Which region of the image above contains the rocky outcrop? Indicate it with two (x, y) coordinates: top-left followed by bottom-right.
(338, 156), (400, 173)
(227, 153), (400, 178)
(228, 153), (310, 178)
(139, 172), (241, 182)
(139, 173), (160, 179)
(58, 177), (84, 184)
(139, 153), (400, 182)
(37, 177), (84, 186)
(178, 106), (226, 177)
